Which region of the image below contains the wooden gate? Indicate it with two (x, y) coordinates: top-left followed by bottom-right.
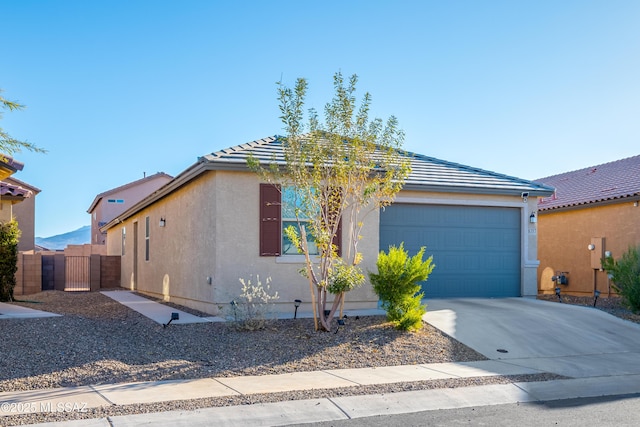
(65, 256), (90, 291)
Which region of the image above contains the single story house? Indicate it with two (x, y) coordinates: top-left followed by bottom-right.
(103, 136), (554, 315)
(535, 155), (640, 297)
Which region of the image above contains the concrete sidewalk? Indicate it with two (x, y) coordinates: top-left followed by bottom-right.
(6, 370), (640, 426)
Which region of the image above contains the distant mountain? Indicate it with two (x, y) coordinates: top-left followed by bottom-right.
(36, 225), (91, 250)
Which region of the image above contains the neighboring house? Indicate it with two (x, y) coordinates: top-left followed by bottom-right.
(87, 172), (173, 245)
(1, 155), (33, 231)
(0, 154), (24, 181)
(4, 176), (40, 252)
(535, 155), (640, 297)
(102, 136), (554, 315)
(0, 179), (32, 224)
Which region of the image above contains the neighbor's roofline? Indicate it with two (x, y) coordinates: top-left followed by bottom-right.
(538, 192), (640, 212)
(87, 172), (173, 213)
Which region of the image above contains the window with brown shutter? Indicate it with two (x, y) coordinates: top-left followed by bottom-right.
(260, 183), (342, 257)
(259, 183), (281, 256)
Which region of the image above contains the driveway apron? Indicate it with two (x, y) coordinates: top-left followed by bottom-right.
(423, 298), (640, 378)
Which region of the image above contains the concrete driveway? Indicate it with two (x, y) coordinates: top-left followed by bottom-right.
(423, 298), (640, 378)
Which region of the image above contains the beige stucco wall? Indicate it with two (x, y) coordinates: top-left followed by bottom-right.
(538, 200), (640, 296)
(0, 199), (12, 222)
(106, 170), (543, 315)
(107, 171), (381, 315)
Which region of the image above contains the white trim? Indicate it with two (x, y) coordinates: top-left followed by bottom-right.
(276, 254), (322, 264)
(393, 196), (524, 208)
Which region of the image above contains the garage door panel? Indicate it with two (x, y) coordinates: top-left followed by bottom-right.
(379, 204), (521, 298)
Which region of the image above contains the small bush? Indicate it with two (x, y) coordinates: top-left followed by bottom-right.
(0, 220), (20, 302)
(226, 275), (279, 330)
(602, 245), (640, 313)
(369, 243), (435, 331)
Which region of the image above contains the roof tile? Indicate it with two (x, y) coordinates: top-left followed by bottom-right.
(535, 155), (640, 211)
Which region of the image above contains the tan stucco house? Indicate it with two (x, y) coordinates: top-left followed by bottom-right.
(3, 176), (40, 252)
(535, 155), (640, 297)
(88, 172), (173, 245)
(1, 155), (32, 225)
(103, 136), (554, 315)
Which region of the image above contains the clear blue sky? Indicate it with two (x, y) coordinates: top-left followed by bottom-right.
(2, 0), (639, 237)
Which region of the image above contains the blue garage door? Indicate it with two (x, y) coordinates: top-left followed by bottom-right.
(379, 204), (521, 298)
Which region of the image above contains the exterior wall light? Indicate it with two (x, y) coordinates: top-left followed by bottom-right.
(604, 251), (612, 258)
(587, 244), (595, 251)
(159, 218), (166, 227)
(529, 212), (537, 223)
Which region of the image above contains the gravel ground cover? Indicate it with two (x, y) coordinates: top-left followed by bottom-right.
(2, 290), (487, 393)
(537, 294), (640, 324)
(5, 290), (635, 425)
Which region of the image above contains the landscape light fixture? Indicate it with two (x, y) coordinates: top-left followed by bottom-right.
(230, 300), (238, 321)
(555, 287), (563, 303)
(335, 317), (346, 334)
(294, 299), (301, 319)
(163, 312), (179, 328)
(594, 289), (601, 307)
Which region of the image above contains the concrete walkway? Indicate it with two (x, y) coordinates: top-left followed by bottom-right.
(4, 296), (640, 426)
(100, 291), (217, 325)
(0, 302), (60, 319)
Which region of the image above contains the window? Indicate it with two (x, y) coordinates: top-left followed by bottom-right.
(259, 184), (340, 257)
(121, 227), (126, 256)
(107, 199), (124, 204)
(145, 216), (150, 261)
(282, 187), (318, 255)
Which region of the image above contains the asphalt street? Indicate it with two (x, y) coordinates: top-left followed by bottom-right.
(288, 393), (640, 427)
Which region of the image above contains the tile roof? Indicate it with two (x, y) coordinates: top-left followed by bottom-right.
(0, 181), (33, 198)
(201, 136), (554, 196)
(535, 155), (640, 211)
(103, 135), (554, 231)
(0, 153), (25, 180)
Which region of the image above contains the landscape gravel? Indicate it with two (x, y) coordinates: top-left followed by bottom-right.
(3, 290), (635, 425)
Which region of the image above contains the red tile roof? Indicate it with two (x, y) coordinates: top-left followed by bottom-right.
(0, 181), (33, 198)
(535, 155), (640, 211)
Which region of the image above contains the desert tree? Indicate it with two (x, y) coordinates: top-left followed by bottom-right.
(249, 72), (411, 331)
(1, 89), (45, 156)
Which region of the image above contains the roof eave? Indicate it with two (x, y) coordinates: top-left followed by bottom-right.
(402, 182), (555, 197)
(101, 162), (208, 231)
(538, 193), (640, 213)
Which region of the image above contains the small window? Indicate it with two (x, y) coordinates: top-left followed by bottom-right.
(145, 216), (150, 261)
(121, 227), (126, 256)
(282, 187), (318, 255)
(108, 199), (125, 204)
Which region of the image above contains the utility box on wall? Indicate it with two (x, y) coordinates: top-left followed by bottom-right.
(590, 237), (605, 270)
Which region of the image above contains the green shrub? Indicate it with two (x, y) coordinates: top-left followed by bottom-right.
(0, 219), (20, 302)
(602, 245), (640, 313)
(226, 275), (279, 330)
(369, 243), (435, 331)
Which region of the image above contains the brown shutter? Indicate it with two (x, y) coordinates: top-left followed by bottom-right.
(260, 184), (281, 256)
